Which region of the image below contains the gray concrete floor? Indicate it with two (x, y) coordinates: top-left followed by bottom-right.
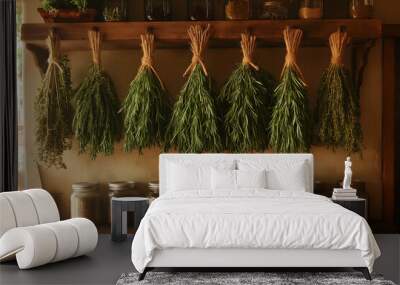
(0, 234), (399, 285)
(374, 234), (400, 284)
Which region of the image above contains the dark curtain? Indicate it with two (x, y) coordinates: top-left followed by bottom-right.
(396, 39), (400, 225)
(0, 0), (18, 192)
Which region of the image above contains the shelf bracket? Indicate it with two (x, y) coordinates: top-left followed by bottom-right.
(351, 39), (376, 98)
(26, 43), (49, 77)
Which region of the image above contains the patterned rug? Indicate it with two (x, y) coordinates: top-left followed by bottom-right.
(116, 272), (396, 285)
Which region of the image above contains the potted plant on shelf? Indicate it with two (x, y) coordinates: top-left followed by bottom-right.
(38, 0), (98, 23)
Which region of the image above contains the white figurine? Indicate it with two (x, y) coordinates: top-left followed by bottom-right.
(343, 157), (352, 190)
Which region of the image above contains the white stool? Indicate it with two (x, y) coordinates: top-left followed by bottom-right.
(0, 189), (98, 269)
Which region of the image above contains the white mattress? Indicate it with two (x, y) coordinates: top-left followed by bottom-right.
(131, 190), (380, 273)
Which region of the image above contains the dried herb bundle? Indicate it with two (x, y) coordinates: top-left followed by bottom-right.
(220, 33), (275, 152)
(269, 27), (311, 153)
(73, 30), (121, 159)
(315, 30), (362, 154)
(122, 33), (170, 153)
(166, 25), (221, 153)
(35, 30), (73, 169)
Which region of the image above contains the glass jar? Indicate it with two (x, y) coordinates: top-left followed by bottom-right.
(349, 0), (373, 19)
(225, 0), (250, 20)
(71, 182), (102, 225)
(299, 0), (323, 19)
(103, 0), (127, 21)
(145, 0), (172, 21)
(148, 181), (159, 198)
(259, 0), (289, 19)
(188, 0), (214, 20)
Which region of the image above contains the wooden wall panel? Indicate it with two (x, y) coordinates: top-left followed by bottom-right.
(381, 25), (400, 232)
(382, 38), (396, 227)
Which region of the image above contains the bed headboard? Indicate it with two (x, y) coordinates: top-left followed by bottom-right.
(159, 153), (314, 196)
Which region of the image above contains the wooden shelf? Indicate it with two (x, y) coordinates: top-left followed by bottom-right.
(22, 19), (382, 50)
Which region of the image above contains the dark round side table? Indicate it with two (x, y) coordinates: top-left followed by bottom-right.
(111, 197), (150, 242)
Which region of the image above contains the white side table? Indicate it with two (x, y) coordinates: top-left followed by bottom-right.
(111, 197), (149, 242)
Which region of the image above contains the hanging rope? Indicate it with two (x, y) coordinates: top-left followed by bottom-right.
(88, 29), (101, 66)
(329, 29), (350, 66)
(241, 33), (259, 70)
(138, 33), (165, 90)
(282, 27), (305, 82)
(183, 24), (210, 77)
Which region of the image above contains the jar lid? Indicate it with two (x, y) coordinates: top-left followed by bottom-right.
(109, 181), (131, 190)
(72, 182), (97, 191)
(127, 181), (136, 188)
(148, 182), (159, 188)
(264, 1), (283, 6)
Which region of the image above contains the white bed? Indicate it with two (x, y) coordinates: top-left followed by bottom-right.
(131, 154), (380, 280)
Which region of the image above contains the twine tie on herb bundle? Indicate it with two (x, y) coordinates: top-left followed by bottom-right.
(241, 33), (259, 71)
(89, 29), (101, 66)
(282, 27), (305, 82)
(183, 24), (210, 77)
(330, 30), (350, 66)
(47, 30), (62, 71)
(46, 30), (62, 132)
(139, 33), (165, 90)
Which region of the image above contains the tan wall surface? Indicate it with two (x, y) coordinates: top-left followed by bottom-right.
(22, 0), (400, 221)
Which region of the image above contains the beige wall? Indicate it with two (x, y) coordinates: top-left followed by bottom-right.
(22, 0), (400, 221)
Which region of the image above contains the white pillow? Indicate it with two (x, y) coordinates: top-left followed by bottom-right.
(167, 160), (235, 191)
(211, 169), (268, 190)
(211, 168), (236, 190)
(236, 169), (267, 189)
(238, 159), (308, 191)
(167, 162), (209, 191)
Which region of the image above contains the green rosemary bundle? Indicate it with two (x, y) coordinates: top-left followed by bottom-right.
(220, 33), (275, 152)
(269, 27), (311, 153)
(166, 25), (221, 153)
(122, 33), (170, 153)
(73, 30), (121, 159)
(315, 30), (362, 154)
(35, 30), (73, 169)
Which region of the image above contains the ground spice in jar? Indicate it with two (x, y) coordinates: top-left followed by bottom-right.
(259, 1), (289, 19)
(225, 0), (250, 20)
(299, 0), (323, 19)
(299, 7), (322, 19)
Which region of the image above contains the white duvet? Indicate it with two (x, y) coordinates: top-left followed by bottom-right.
(131, 190), (380, 273)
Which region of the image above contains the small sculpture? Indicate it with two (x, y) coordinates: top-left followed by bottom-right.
(343, 157), (352, 190)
